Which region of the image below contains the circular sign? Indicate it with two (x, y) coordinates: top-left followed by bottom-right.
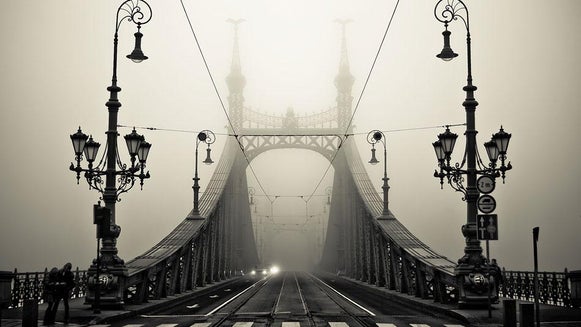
(477, 195), (497, 214)
(477, 175), (495, 194)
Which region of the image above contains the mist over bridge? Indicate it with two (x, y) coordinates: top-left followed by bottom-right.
(82, 19), (470, 310)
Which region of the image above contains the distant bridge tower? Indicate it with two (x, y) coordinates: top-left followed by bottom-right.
(334, 19), (355, 131)
(226, 19), (246, 132)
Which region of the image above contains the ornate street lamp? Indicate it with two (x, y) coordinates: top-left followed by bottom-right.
(367, 130), (390, 218)
(191, 130), (216, 217)
(432, 0), (512, 306)
(68, 0), (152, 309)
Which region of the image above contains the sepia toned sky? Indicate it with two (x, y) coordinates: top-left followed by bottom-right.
(1, 0), (580, 273)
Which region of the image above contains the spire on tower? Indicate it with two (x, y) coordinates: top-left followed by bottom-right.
(334, 19), (355, 94)
(226, 18), (246, 93)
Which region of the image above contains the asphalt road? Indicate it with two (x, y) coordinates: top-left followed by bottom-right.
(103, 271), (467, 327)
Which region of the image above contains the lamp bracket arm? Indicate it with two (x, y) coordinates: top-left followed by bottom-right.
(115, 0), (152, 33)
(434, 0), (470, 32)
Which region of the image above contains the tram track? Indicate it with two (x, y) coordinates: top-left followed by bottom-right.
(205, 271), (376, 327)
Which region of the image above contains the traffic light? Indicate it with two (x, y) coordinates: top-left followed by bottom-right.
(93, 204), (111, 239)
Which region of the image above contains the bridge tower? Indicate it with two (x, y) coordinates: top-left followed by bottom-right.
(226, 19), (246, 132)
(334, 19), (355, 131)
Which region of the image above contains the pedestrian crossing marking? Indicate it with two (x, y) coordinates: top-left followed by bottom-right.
(233, 322), (254, 327)
(282, 322), (301, 327)
(85, 321), (464, 327)
(191, 323), (212, 327)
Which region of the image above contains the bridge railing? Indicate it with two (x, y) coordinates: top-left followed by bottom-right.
(500, 268), (574, 307)
(5, 268), (88, 309)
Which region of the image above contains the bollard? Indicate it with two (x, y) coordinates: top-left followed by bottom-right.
(520, 302), (535, 327)
(503, 299), (517, 327)
(22, 299), (38, 327)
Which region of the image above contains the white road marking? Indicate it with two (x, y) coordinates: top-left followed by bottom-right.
(190, 323), (212, 327)
(309, 274), (376, 317)
(282, 322), (301, 327)
(328, 322), (349, 327)
(206, 281), (262, 316)
(233, 322), (254, 327)
(376, 324), (397, 327)
(186, 303), (199, 309)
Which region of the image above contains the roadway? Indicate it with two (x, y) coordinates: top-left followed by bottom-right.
(102, 271), (466, 327)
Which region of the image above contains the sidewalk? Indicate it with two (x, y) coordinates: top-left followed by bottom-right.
(341, 275), (581, 327)
(1, 278), (236, 326)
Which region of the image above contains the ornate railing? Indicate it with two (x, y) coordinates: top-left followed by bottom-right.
(500, 269), (573, 307)
(7, 268), (88, 309)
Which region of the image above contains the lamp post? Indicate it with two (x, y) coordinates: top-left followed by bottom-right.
(367, 130), (390, 218)
(68, 0), (152, 308)
(191, 130), (216, 218)
(432, 0), (512, 306)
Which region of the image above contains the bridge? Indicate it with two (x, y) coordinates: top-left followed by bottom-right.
(84, 18), (468, 308)
(2, 2), (581, 327)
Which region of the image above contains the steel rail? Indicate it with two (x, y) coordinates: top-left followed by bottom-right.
(306, 272), (376, 327)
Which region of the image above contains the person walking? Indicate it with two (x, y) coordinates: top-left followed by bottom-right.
(42, 267), (59, 325)
(52, 263), (76, 324)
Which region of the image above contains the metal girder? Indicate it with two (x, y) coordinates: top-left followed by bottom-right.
(241, 107), (339, 129)
(317, 137), (460, 305)
(238, 132), (344, 162)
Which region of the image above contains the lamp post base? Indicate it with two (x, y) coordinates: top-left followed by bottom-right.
(455, 263), (499, 307)
(85, 264), (128, 308)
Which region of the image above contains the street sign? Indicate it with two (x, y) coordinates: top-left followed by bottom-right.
(477, 175), (495, 194)
(477, 194), (496, 213)
(477, 214), (498, 240)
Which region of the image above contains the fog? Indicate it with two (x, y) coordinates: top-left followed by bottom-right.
(1, 0), (580, 273)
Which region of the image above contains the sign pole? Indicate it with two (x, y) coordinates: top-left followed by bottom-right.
(486, 239), (492, 318)
(533, 227), (540, 327)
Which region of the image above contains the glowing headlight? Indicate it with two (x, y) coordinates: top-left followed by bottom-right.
(270, 266), (280, 274)
(251, 270), (256, 275)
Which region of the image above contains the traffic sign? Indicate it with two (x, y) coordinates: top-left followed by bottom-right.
(477, 214), (498, 240)
(477, 194), (496, 213)
(477, 175), (495, 194)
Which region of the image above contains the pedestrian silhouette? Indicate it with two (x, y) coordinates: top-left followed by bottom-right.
(50, 263), (75, 324)
(42, 267), (59, 325)
(490, 258), (503, 286)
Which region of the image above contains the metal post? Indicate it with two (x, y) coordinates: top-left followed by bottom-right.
(193, 141), (201, 215)
(533, 227), (540, 327)
(93, 238), (101, 314)
(381, 143), (389, 215)
(486, 240), (491, 318)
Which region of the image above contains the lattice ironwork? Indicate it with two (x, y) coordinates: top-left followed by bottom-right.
(241, 107), (339, 129)
(238, 133), (345, 162)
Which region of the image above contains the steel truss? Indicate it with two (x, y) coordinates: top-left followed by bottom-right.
(121, 139), (259, 304)
(320, 138), (460, 304)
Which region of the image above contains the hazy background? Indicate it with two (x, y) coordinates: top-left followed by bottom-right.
(1, 0), (579, 272)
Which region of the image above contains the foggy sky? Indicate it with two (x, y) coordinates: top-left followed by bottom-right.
(1, 0), (580, 273)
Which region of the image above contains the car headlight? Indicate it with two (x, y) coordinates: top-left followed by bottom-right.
(251, 270), (256, 275)
(270, 266), (280, 275)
